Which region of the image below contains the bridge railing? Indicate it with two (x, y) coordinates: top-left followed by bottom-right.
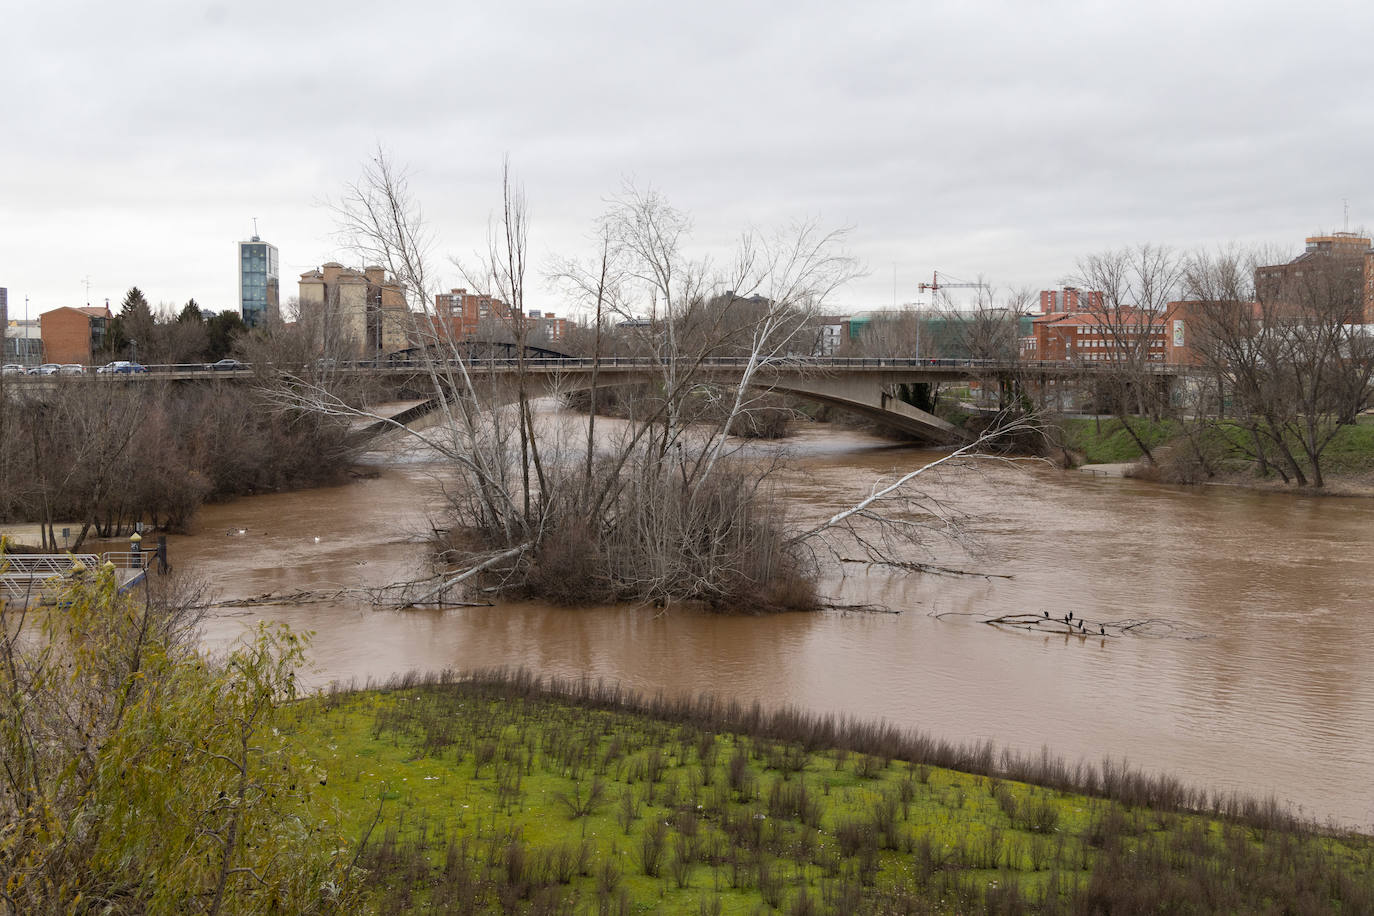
(9, 355), (1186, 379)
(322, 356), (1182, 374)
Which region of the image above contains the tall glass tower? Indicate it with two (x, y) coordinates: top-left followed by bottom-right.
(238, 235), (279, 328)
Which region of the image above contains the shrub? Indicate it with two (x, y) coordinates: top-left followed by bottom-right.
(0, 571), (357, 912)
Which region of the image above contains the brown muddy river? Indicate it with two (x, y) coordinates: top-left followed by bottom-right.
(169, 421), (1374, 829)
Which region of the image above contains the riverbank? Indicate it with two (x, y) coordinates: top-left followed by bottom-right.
(1056, 415), (1374, 493)
(293, 672), (1374, 913)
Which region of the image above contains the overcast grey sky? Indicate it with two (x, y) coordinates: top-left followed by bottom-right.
(3, 0), (1371, 320)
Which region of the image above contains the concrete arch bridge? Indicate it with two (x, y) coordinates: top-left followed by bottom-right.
(5, 355), (1180, 445)
(352, 357), (1176, 445)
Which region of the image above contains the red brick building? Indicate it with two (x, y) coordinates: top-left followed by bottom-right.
(40, 305), (112, 364)
(1254, 232), (1374, 323)
(1038, 287), (1104, 315)
(525, 310), (570, 344)
(432, 288), (516, 341)
(430, 289), (569, 346)
(1028, 300), (1205, 365)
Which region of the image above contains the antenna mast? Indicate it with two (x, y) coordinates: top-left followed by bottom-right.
(252, 216), (260, 241)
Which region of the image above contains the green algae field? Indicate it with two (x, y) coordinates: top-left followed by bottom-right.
(288, 671), (1374, 914)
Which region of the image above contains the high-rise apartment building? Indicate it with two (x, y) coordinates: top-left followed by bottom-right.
(238, 235), (280, 328)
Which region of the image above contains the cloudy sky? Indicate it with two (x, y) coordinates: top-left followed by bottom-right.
(3, 0), (1371, 320)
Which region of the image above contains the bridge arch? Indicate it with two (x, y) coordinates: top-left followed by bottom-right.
(360, 363), (966, 445)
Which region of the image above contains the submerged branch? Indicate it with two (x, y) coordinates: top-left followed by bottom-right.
(839, 558), (1014, 579)
(931, 610), (1210, 640)
(399, 543), (531, 609)
(787, 417), (1040, 548)
(818, 601), (900, 615)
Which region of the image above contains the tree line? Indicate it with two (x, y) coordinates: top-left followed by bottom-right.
(0, 379), (358, 549)
(96, 286), (246, 365)
(1054, 243), (1374, 488)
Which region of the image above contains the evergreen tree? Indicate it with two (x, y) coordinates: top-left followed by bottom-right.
(206, 310), (248, 361)
(119, 286), (153, 323)
(177, 299), (205, 323)
(108, 287), (156, 361)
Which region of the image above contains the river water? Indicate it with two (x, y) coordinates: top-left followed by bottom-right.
(169, 421), (1374, 829)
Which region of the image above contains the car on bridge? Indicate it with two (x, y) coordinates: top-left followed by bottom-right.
(207, 358), (245, 371)
(58, 364), (86, 376)
(28, 363), (61, 375)
(97, 361), (148, 375)
(2, 364), (25, 376)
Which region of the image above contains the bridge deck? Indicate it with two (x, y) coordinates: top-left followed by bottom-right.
(3, 355), (1185, 383)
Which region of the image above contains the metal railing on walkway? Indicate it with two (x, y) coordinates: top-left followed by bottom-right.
(1, 550), (152, 601)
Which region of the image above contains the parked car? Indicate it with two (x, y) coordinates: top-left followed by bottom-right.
(58, 364), (86, 376)
(208, 358), (244, 371)
(97, 361), (148, 375)
(1, 364), (25, 376)
(29, 363), (61, 376)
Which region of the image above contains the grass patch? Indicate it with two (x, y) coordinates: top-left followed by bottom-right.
(1056, 417), (1178, 463)
(1059, 415), (1374, 480)
(1316, 421), (1374, 475)
(287, 671), (1374, 913)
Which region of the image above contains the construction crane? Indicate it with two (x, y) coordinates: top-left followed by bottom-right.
(912, 271), (990, 358)
(917, 270), (989, 295)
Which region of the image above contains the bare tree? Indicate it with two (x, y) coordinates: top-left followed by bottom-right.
(1185, 245), (1374, 487)
(453, 160), (549, 522)
(10, 382), (149, 549)
(935, 286), (1034, 412)
(548, 221), (629, 500)
(285, 153), (1034, 613)
(1065, 244), (1184, 464)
